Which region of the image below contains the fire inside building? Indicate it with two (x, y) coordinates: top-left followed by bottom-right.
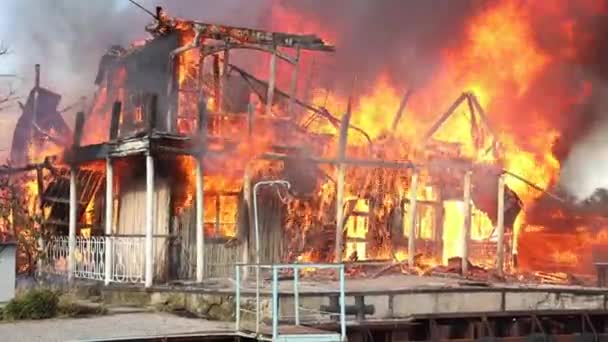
(5, 4), (608, 341)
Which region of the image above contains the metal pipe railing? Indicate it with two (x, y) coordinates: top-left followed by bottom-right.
(235, 263), (346, 340)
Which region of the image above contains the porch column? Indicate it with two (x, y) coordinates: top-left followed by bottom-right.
(68, 168), (77, 282)
(195, 158), (204, 282)
(407, 169), (419, 268)
(461, 170), (472, 275)
(104, 158), (113, 285)
(145, 153), (155, 288)
(496, 174), (506, 276)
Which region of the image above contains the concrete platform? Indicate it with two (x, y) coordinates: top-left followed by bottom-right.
(96, 273), (608, 323)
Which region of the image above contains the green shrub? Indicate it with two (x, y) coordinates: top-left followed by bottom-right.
(3, 289), (59, 320)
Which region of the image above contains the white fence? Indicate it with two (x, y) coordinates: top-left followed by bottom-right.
(43, 236), (145, 284)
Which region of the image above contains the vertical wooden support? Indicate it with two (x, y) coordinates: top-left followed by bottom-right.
(247, 102), (254, 137)
(109, 101), (122, 140)
(288, 47), (301, 118)
(73, 112), (85, 147)
(144, 153), (155, 288)
(147, 95), (158, 134)
(242, 167), (252, 280)
(68, 168), (77, 282)
(461, 170), (472, 275)
(104, 158), (113, 285)
(391, 89), (414, 131)
(407, 169), (419, 268)
(68, 111), (85, 283)
(33, 65), (40, 123)
(195, 159), (204, 282)
(195, 99), (207, 282)
(335, 110), (351, 263)
(213, 55), (221, 112)
(496, 174), (506, 275)
(266, 50), (277, 117)
(35, 166), (45, 278)
(220, 49), (230, 113)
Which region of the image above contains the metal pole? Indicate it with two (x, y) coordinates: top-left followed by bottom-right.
(68, 168), (77, 282)
(339, 264), (346, 341)
(144, 153), (155, 288)
(293, 266), (300, 325)
(104, 158), (113, 285)
(288, 46), (301, 118)
(252, 179), (290, 334)
(266, 50), (277, 117)
(272, 266), (279, 340)
(235, 264), (241, 332)
(407, 169), (419, 268)
(461, 170), (472, 275)
(496, 174), (506, 275)
(195, 157), (204, 282)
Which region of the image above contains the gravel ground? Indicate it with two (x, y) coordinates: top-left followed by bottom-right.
(0, 312), (232, 341)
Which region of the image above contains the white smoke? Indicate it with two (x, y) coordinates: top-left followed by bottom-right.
(559, 82), (608, 202)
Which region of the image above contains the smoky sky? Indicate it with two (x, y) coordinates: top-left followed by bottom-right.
(0, 0), (269, 108)
(271, 0), (481, 93)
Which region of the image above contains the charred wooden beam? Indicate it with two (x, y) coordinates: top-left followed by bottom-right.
(72, 111), (86, 148)
(391, 88), (414, 132)
(266, 50), (277, 117)
(109, 101), (122, 140)
(422, 93), (468, 144)
(147, 94), (159, 133)
(335, 99), (352, 263)
(288, 47), (301, 119)
(496, 174), (506, 276)
(407, 169), (419, 268)
(461, 170), (472, 275)
(227, 63), (373, 146)
(182, 20), (334, 51)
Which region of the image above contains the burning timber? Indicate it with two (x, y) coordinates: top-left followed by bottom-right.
(6, 7), (608, 340)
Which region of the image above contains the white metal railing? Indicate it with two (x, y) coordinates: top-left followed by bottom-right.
(235, 263), (346, 341)
(109, 237), (145, 283)
(74, 236), (105, 280)
(44, 236), (69, 275)
(43, 236), (145, 284)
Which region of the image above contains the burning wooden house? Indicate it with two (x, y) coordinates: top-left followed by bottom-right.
(14, 9), (532, 287)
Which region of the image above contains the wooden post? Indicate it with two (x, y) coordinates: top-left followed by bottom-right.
(242, 167), (253, 280)
(73, 112), (85, 147)
(144, 153), (155, 288)
(68, 168), (77, 283)
(266, 50), (277, 117)
(496, 174), (506, 275)
(147, 95), (158, 134)
(109, 101), (122, 140)
(461, 170), (472, 275)
(220, 49), (230, 113)
(288, 47), (301, 118)
(196, 99), (207, 282)
(247, 102), (254, 137)
(104, 158), (113, 285)
(35, 166), (45, 279)
(407, 169), (419, 268)
(213, 55), (221, 112)
(335, 110), (351, 263)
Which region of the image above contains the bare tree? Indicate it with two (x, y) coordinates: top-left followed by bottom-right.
(0, 43), (17, 111)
